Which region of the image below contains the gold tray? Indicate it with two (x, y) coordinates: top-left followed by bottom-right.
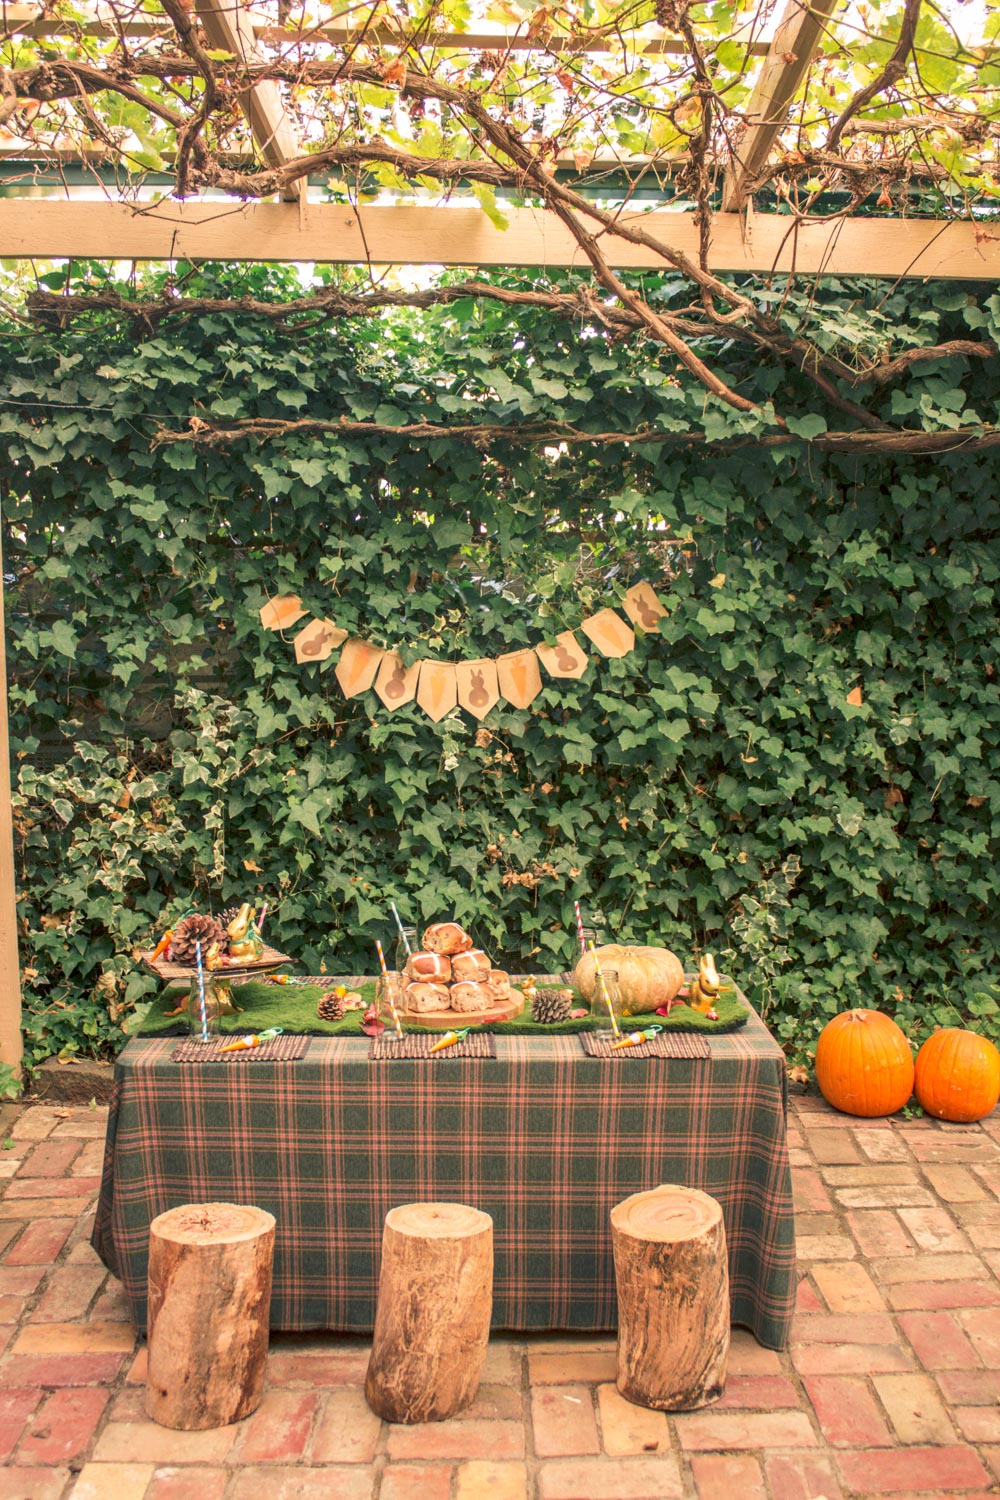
(138, 946), (292, 983)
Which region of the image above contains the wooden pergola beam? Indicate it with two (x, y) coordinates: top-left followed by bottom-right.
(723, 0), (841, 212)
(191, 0), (304, 203)
(0, 201), (995, 279)
(0, 514), (22, 1078)
(0, 6), (770, 53)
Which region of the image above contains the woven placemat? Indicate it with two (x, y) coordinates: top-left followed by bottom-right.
(369, 1032), (497, 1060)
(172, 1034), (310, 1063)
(581, 1031), (711, 1059)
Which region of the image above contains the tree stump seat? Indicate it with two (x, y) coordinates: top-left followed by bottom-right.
(145, 1201), (275, 1431)
(611, 1183), (729, 1411)
(365, 1201), (493, 1424)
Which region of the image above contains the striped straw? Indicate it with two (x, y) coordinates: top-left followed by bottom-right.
(574, 900), (587, 956)
(390, 903), (411, 956)
(375, 940), (403, 1039)
(255, 902), (268, 936)
(195, 940), (209, 1043)
(589, 939), (620, 1037)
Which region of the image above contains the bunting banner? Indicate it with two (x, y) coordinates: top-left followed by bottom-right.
(535, 630), (589, 680)
(496, 648), (543, 709)
(416, 660), (458, 722)
(457, 658), (501, 720)
(335, 638), (383, 698)
(623, 581), (668, 631)
(580, 608), (635, 658)
(263, 581), (669, 724)
(294, 618), (347, 663)
(373, 651), (420, 710)
(260, 594), (306, 631)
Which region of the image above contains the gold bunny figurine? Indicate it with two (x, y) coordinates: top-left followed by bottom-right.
(687, 953), (722, 1017)
(228, 903), (264, 962)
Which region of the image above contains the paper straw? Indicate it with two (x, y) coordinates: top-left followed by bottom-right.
(375, 940), (403, 1039)
(574, 900), (587, 955)
(390, 903), (411, 956)
(589, 939), (620, 1037)
(195, 941), (208, 1043)
(255, 902), (268, 936)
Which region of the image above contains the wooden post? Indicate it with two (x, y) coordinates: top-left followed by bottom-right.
(611, 1184), (729, 1411)
(145, 1202), (275, 1430)
(365, 1202), (493, 1423)
(0, 510), (23, 1077)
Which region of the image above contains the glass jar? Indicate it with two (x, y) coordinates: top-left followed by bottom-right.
(395, 926), (418, 974)
(593, 963), (623, 1038)
(576, 926), (605, 1012)
(376, 971), (406, 1040)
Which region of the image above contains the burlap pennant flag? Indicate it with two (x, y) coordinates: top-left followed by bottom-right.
(335, 638), (383, 698)
(294, 618), (348, 663)
(496, 648), (543, 709)
(580, 608), (635, 658)
(623, 582), (667, 632)
(260, 594), (306, 632)
(535, 631), (589, 680)
(456, 658), (500, 720)
(373, 651), (420, 710)
(416, 661), (458, 722)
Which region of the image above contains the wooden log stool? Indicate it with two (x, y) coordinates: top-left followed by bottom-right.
(145, 1202), (276, 1430)
(365, 1202), (493, 1424)
(611, 1184), (729, 1411)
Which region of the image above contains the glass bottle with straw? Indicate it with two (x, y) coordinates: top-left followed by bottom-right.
(375, 939), (405, 1042)
(573, 902), (605, 1011)
(390, 902), (417, 975)
(589, 940), (622, 1040)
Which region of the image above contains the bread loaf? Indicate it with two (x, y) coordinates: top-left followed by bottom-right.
(404, 951), (452, 984)
(423, 922), (474, 956)
(449, 981), (492, 1013)
(402, 981), (450, 1013)
(484, 970), (511, 1001)
(451, 949), (492, 983)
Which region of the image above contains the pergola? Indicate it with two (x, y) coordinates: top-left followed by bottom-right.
(0, 0), (997, 1071)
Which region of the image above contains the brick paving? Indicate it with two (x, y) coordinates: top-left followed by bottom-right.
(0, 1094), (997, 1499)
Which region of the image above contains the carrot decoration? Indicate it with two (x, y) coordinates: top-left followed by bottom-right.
(429, 1028), (470, 1053)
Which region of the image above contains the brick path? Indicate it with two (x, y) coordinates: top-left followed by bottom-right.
(0, 1094), (998, 1500)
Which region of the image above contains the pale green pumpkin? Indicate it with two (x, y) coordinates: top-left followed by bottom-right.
(572, 944), (685, 1015)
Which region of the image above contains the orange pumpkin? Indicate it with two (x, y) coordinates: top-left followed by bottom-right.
(814, 1010), (914, 1118)
(914, 1028), (1000, 1123)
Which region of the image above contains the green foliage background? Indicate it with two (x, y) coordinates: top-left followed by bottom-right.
(2, 264), (998, 1066)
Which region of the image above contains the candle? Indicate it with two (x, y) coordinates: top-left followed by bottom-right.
(195, 940), (209, 1043)
(375, 941), (404, 1039)
(390, 903), (412, 956)
(589, 939), (620, 1037)
(573, 900), (587, 956)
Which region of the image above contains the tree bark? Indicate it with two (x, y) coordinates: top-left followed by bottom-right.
(145, 1202), (275, 1430)
(611, 1184), (729, 1411)
(365, 1202), (493, 1424)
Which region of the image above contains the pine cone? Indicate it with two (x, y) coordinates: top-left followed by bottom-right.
(532, 987), (573, 1025)
(317, 989), (347, 1022)
(168, 913), (227, 966)
(217, 906), (241, 932)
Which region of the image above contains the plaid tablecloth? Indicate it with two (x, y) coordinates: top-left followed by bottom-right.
(92, 1011), (796, 1348)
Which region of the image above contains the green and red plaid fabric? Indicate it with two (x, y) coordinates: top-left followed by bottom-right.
(92, 1008), (796, 1348)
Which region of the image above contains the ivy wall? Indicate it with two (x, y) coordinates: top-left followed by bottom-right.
(2, 266), (998, 1065)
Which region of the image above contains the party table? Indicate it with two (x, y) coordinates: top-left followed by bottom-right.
(92, 1006), (796, 1349)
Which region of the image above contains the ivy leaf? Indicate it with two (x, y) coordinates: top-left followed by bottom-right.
(786, 414), (828, 440)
